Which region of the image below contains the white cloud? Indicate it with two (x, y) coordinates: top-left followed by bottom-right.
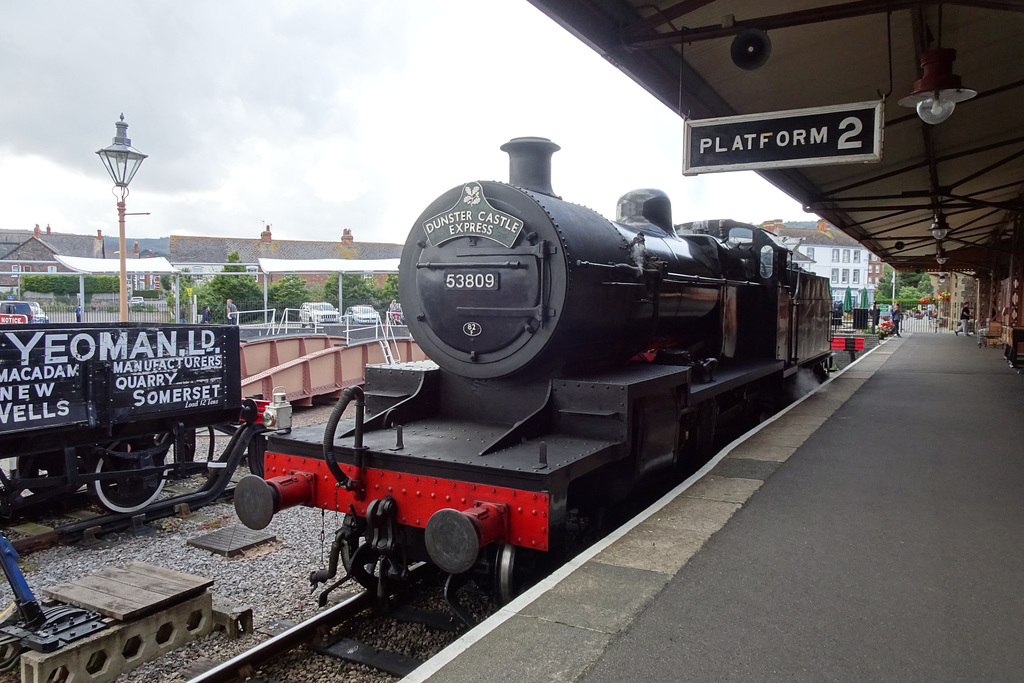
(0, 0), (808, 247)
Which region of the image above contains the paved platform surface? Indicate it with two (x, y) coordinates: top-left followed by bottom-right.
(406, 329), (1024, 682)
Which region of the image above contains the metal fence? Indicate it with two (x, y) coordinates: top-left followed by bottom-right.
(37, 301), (174, 325)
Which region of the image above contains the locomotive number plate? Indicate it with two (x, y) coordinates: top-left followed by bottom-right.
(444, 271), (500, 290)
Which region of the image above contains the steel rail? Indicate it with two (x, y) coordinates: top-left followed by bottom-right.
(186, 589), (374, 683)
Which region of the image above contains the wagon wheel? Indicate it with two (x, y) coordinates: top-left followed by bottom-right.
(91, 441), (168, 514)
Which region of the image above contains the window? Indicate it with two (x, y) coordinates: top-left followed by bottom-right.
(727, 227), (753, 245)
(22, 266), (31, 273)
(805, 247), (815, 259)
(853, 270), (861, 284)
(842, 249), (850, 263)
(853, 251), (861, 263)
(832, 249), (840, 262)
(47, 265), (57, 273)
(841, 269), (849, 283)
(193, 267), (204, 274)
(11, 265), (19, 273)
(831, 268), (839, 283)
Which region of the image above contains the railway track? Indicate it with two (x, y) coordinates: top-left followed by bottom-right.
(186, 563), (490, 683)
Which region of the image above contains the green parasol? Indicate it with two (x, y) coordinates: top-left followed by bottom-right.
(843, 287), (853, 312)
(859, 289), (869, 308)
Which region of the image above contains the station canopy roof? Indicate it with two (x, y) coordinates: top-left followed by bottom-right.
(527, 0), (1024, 274)
(257, 258), (400, 274)
(55, 255), (180, 274)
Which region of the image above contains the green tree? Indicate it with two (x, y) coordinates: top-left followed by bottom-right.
(877, 264), (937, 309)
(268, 275), (310, 314)
(377, 274), (399, 303)
(199, 252), (263, 322)
(876, 265), (896, 303)
(320, 273), (377, 309)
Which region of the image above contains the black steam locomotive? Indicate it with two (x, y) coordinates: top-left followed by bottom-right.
(234, 138), (833, 609)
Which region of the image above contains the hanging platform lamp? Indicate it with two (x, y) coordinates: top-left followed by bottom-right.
(930, 213), (950, 241)
(898, 48), (976, 124)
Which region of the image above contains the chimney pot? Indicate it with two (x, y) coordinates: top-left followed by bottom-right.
(33, 224), (41, 238)
(342, 228), (354, 246)
(45, 224), (51, 235)
(261, 225), (272, 243)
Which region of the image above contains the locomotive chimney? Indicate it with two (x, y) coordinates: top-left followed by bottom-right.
(500, 137), (560, 196)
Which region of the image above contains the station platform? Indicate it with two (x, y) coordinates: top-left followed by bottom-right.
(406, 328), (1024, 682)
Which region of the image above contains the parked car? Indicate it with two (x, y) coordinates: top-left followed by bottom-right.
(0, 300), (47, 323)
(128, 296), (145, 306)
(343, 305), (382, 326)
(299, 302), (340, 326)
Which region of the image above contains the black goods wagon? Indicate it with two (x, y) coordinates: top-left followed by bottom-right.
(234, 138), (833, 610)
(0, 322), (243, 514)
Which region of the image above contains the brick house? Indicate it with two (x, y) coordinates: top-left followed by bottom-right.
(0, 224), (111, 295)
(168, 227), (403, 288)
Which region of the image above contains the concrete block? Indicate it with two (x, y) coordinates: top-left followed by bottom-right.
(21, 593), (213, 683)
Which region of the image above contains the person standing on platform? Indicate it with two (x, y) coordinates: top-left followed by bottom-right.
(956, 303), (971, 336)
(179, 305), (187, 324)
(201, 305), (211, 324)
(871, 302), (880, 331)
(226, 299), (238, 325)
(891, 302), (903, 338)
(75, 305), (82, 323)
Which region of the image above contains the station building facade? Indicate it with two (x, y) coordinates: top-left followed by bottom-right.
(764, 219), (880, 304)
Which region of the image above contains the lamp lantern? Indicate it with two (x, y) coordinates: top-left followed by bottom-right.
(930, 213), (949, 241)
(96, 114), (147, 322)
(898, 48), (976, 125)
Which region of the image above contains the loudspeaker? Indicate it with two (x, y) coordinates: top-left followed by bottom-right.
(894, 241), (906, 250)
(731, 29), (772, 70)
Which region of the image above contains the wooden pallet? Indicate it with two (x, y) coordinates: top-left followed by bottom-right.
(41, 562), (213, 621)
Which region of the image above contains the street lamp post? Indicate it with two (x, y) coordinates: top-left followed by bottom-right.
(96, 114), (147, 322)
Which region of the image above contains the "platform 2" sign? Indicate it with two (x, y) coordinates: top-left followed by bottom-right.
(683, 101), (883, 174)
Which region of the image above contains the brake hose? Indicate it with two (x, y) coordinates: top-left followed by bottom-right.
(322, 385), (366, 493)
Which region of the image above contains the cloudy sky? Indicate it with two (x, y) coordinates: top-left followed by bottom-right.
(0, 0), (809, 247)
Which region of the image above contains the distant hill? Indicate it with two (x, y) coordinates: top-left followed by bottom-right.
(102, 236), (170, 258)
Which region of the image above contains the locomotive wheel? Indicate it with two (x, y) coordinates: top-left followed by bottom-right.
(492, 544), (538, 604)
(92, 449), (167, 514)
(494, 544), (518, 604)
